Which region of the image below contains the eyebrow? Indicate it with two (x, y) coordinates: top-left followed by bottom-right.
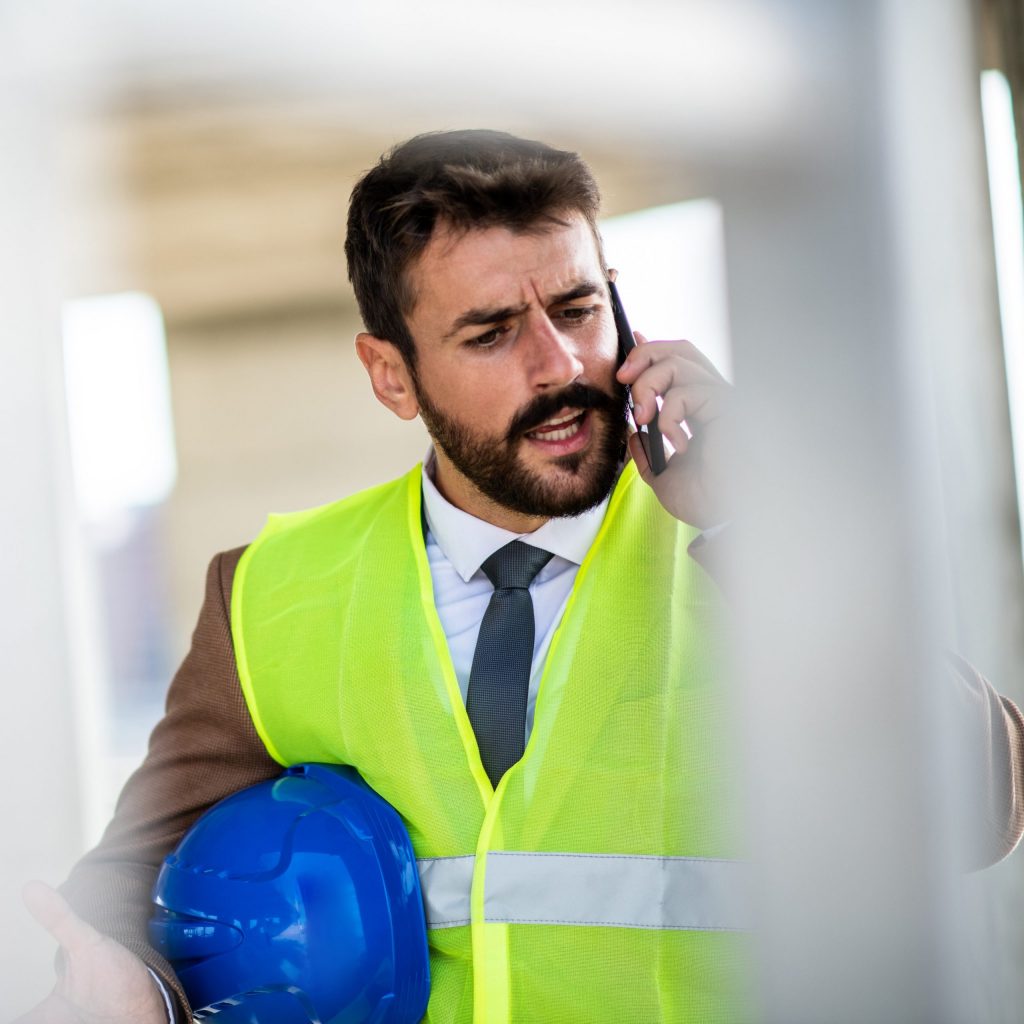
(442, 279), (606, 341)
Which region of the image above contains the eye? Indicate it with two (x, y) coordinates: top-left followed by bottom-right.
(465, 325), (510, 349)
(556, 305), (597, 326)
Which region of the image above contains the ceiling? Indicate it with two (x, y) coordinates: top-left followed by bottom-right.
(13, 1), (829, 324)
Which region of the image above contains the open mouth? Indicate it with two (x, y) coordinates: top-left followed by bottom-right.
(524, 409), (587, 442)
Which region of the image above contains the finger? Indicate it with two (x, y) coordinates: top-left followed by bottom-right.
(622, 360), (721, 422)
(657, 384), (718, 429)
(23, 881), (100, 954)
(628, 361), (685, 423)
(624, 363), (671, 422)
(616, 339), (664, 384)
(618, 336), (725, 386)
(658, 415), (691, 458)
(616, 335), (661, 384)
(627, 432), (654, 485)
(656, 337), (727, 381)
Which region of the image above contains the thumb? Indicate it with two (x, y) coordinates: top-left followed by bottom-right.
(627, 432), (654, 486)
(23, 881), (100, 955)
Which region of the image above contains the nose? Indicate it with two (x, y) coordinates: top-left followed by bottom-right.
(523, 313), (585, 390)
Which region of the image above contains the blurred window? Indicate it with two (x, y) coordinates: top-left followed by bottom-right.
(62, 292), (178, 839)
(600, 199), (732, 380)
(981, 69), (1024, 555)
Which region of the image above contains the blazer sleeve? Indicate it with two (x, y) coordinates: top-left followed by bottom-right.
(59, 547), (281, 1020)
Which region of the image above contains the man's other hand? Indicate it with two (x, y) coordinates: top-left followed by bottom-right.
(15, 881), (168, 1024)
(617, 335), (733, 529)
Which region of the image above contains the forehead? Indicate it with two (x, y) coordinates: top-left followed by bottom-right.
(407, 214), (604, 323)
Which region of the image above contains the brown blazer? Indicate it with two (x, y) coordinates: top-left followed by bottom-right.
(60, 546), (1024, 1021)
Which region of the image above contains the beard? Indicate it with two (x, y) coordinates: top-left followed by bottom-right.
(414, 378), (630, 518)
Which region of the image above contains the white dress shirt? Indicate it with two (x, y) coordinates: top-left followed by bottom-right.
(421, 451), (608, 742)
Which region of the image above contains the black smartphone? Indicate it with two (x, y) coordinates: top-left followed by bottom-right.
(608, 278), (667, 475)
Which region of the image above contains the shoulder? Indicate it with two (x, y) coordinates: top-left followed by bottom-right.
(241, 469), (423, 570)
(207, 546), (249, 611)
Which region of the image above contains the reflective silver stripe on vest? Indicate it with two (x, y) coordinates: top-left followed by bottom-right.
(417, 855), (475, 928)
(418, 852), (749, 932)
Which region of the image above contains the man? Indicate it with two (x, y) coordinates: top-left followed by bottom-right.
(20, 130), (1024, 1023)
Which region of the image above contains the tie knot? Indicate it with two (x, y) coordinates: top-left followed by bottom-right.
(481, 540), (553, 591)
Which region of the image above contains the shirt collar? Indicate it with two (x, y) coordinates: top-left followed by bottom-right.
(421, 448), (610, 583)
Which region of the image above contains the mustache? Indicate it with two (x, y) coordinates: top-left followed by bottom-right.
(505, 382), (627, 443)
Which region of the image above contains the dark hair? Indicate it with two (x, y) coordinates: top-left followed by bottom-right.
(345, 129), (604, 368)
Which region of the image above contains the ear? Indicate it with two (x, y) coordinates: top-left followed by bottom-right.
(355, 333), (420, 421)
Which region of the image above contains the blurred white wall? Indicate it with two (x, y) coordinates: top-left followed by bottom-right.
(0, 12), (87, 1010)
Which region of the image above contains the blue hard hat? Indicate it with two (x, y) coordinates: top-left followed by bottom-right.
(149, 762), (430, 1023)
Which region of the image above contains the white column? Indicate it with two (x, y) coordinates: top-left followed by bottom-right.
(0, 8), (90, 1014)
(723, 1), (1024, 1021)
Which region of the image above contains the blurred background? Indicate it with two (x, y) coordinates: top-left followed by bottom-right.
(3, 0), (1024, 1019)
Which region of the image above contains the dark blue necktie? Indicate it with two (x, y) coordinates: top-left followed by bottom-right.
(466, 541), (553, 788)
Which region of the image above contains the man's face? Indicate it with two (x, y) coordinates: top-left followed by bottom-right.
(403, 213), (628, 526)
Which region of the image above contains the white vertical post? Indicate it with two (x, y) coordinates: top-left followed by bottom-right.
(0, 8), (90, 1014)
(723, 1), (1023, 1021)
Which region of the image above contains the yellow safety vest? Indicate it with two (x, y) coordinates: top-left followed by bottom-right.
(231, 462), (747, 1024)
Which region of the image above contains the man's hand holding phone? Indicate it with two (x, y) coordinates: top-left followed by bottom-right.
(616, 331), (733, 530)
